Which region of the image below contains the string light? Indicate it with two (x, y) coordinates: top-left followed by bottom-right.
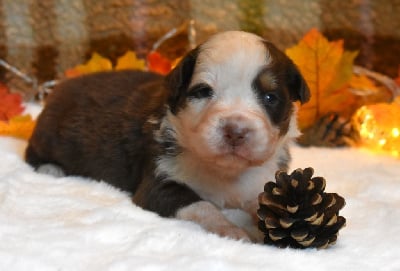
(353, 99), (400, 158)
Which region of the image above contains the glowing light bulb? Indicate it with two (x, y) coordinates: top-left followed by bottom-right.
(352, 100), (400, 159)
(392, 128), (400, 138)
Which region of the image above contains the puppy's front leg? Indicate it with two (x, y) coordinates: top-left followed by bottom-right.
(134, 179), (250, 241)
(177, 201), (251, 241)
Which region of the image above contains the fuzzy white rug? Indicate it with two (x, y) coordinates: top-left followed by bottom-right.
(1, 105), (400, 271)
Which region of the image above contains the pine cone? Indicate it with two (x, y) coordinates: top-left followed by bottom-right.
(298, 113), (358, 147)
(257, 167), (346, 249)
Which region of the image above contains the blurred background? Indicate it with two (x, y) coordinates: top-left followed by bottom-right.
(0, 0), (399, 84)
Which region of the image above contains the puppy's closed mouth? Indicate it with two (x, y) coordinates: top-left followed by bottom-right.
(209, 151), (268, 169)
(219, 144), (253, 160)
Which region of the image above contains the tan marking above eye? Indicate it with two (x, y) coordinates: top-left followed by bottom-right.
(258, 72), (277, 91)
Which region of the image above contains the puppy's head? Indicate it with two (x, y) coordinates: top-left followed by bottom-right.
(163, 31), (310, 172)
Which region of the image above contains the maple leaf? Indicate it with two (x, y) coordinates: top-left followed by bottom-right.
(286, 28), (359, 130)
(147, 51), (172, 75)
(115, 51), (146, 71)
(0, 82), (24, 121)
(328, 51), (359, 93)
(65, 53), (113, 78)
(0, 114), (36, 140)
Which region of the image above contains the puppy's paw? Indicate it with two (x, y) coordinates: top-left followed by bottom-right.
(176, 201), (251, 241)
(210, 224), (251, 242)
(37, 164), (65, 177)
(243, 199), (260, 223)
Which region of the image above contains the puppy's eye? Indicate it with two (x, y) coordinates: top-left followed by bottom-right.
(187, 84), (214, 99)
(264, 93), (279, 106)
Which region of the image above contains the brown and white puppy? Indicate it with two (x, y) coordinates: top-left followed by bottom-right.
(25, 31), (310, 241)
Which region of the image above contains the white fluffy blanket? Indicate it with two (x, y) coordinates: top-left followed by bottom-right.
(1, 105), (400, 271)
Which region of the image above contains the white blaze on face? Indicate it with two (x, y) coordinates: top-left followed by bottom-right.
(169, 31), (281, 172)
(192, 31), (271, 93)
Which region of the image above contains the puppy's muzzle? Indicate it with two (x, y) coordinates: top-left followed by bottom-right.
(220, 115), (254, 147)
(223, 123), (249, 147)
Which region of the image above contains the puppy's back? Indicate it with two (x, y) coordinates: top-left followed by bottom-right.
(26, 70), (166, 192)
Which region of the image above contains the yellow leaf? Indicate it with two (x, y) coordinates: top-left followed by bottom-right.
(115, 51), (146, 71)
(65, 53), (112, 78)
(0, 114), (36, 140)
(286, 28), (354, 130)
(327, 50), (359, 93)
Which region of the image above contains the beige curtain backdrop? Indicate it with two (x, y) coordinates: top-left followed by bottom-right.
(0, 0), (399, 87)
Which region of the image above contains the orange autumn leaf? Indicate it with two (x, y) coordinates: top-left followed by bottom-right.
(115, 51), (146, 71)
(65, 53), (113, 78)
(0, 82), (24, 121)
(0, 114), (36, 140)
(147, 51), (172, 75)
(286, 28), (359, 130)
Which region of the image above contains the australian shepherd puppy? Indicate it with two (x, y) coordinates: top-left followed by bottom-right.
(26, 31), (310, 241)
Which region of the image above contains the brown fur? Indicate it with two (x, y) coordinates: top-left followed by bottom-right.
(25, 31), (310, 241)
(26, 70), (166, 192)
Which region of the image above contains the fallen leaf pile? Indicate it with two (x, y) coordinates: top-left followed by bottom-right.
(0, 82), (24, 121)
(65, 50), (172, 78)
(0, 114), (36, 140)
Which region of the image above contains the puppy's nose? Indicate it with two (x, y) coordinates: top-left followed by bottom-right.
(223, 123), (249, 147)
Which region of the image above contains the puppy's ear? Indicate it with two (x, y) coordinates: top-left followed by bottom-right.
(286, 62), (311, 104)
(165, 47), (200, 114)
(264, 41), (310, 104)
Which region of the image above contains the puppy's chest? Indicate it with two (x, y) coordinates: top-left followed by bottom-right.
(172, 160), (277, 210)
(194, 176), (263, 210)
(156, 136), (284, 212)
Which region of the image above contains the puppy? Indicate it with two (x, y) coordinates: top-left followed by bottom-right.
(26, 31), (310, 241)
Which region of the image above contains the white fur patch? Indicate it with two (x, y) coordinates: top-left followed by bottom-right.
(191, 31), (271, 109)
(37, 164), (66, 178)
